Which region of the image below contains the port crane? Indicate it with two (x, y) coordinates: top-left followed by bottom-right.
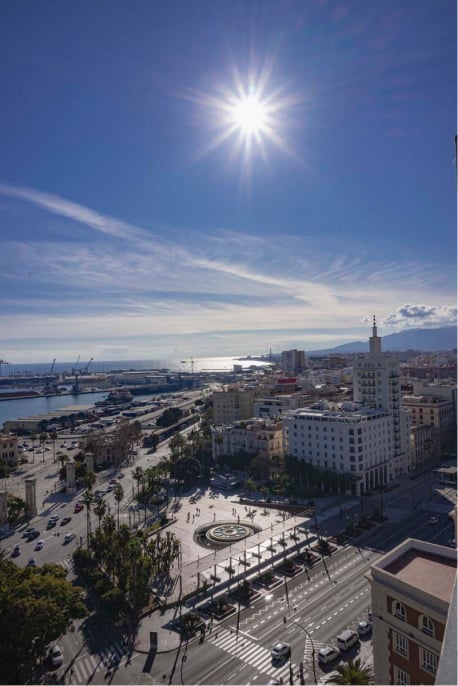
(49, 358), (56, 375)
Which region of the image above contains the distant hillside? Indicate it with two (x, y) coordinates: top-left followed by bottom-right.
(308, 326), (457, 355)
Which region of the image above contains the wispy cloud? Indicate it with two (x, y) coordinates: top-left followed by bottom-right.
(0, 182), (455, 361)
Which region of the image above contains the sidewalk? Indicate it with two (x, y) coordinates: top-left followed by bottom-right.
(131, 497), (388, 655)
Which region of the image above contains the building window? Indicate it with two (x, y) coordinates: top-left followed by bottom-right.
(420, 648), (438, 675)
(394, 632), (409, 657)
(393, 601), (406, 621)
(395, 667), (410, 685)
(420, 615), (435, 637)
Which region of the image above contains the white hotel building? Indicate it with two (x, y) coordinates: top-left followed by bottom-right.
(283, 402), (393, 495)
(282, 320), (410, 495)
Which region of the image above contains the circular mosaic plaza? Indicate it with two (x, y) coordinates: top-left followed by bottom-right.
(194, 521), (262, 550)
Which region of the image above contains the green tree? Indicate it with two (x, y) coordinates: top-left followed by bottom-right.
(93, 497), (107, 531)
(50, 429), (58, 462)
(84, 471), (96, 491)
(39, 432), (48, 462)
(7, 494), (28, 524)
(156, 406), (183, 428)
(82, 489), (94, 543)
(325, 659), (374, 685)
(245, 479), (258, 499)
(0, 557), (86, 684)
(114, 483), (124, 528)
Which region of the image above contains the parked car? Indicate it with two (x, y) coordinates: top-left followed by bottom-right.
(27, 557), (37, 567)
(49, 644), (64, 667)
(271, 642), (291, 662)
(74, 503), (84, 513)
(337, 630), (359, 652)
(357, 620), (372, 637)
(35, 539), (45, 551)
(11, 545), (21, 557)
(318, 646), (340, 664)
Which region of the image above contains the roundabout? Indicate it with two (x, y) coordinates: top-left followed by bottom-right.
(194, 520), (262, 550)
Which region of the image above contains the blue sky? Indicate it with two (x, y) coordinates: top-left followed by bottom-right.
(0, 0), (456, 363)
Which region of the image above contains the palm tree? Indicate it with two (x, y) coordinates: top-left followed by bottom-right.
(84, 471), (96, 491)
(50, 429), (58, 462)
(132, 466), (144, 496)
(325, 659), (374, 685)
(82, 489), (94, 543)
(114, 483), (124, 528)
(39, 432), (48, 462)
(31, 432), (37, 463)
(93, 496), (107, 530)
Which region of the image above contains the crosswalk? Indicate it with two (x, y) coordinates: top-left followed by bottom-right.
(429, 498), (455, 515)
(208, 627), (297, 680)
(68, 639), (136, 684)
(58, 557), (73, 573)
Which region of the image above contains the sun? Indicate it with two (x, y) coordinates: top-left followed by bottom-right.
(183, 63), (303, 176)
(230, 95), (268, 135)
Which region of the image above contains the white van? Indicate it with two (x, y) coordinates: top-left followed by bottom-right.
(336, 630), (359, 651)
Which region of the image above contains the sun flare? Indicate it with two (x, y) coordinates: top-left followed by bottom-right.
(184, 63), (303, 176)
(231, 95), (268, 135)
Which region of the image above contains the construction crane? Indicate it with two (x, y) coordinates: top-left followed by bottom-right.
(49, 358), (56, 375)
(83, 357), (93, 373)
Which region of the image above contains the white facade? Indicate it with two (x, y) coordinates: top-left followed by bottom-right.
(353, 318), (410, 475)
(283, 404), (393, 495)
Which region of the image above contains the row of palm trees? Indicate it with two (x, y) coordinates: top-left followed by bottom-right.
(28, 429), (59, 463)
(76, 497), (180, 610)
(81, 472), (125, 542)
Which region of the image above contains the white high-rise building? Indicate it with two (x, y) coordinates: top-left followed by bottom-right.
(282, 320), (410, 493)
(353, 317), (410, 476)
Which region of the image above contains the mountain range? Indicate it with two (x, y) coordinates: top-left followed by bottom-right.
(307, 326), (457, 355)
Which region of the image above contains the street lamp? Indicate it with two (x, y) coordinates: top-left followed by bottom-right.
(293, 619), (317, 685)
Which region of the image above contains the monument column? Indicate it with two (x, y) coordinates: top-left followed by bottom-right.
(66, 459), (76, 495)
(25, 479), (37, 516)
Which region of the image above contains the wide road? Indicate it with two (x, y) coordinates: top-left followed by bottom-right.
(106, 509), (455, 685)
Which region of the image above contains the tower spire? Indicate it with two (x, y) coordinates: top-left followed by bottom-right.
(369, 314), (382, 355)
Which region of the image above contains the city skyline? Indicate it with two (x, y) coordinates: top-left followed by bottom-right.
(0, 1), (456, 363)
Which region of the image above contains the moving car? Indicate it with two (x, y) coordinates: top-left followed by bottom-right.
(27, 529), (40, 541)
(74, 503), (84, 513)
(23, 527), (34, 538)
(318, 646), (340, 664)
(11, 545), (21, 557)
(357, 620), (372, 636)
(60, 517), (72, 526)
(47, 520), (57, 529)
(35, 539), (45, 551)
(49, 645), (64, 667)
(64, 532), (76, 544)
(271, 642), (291, 662)
(428, 516), (440, 525)
(27, 557), (37, 567)
(49, 515), (59, 522)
